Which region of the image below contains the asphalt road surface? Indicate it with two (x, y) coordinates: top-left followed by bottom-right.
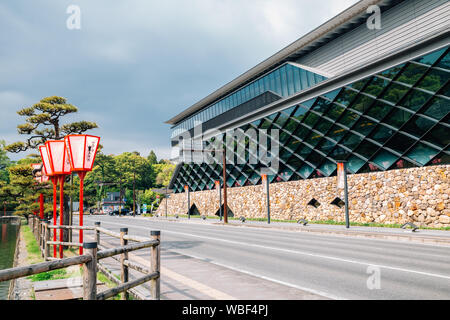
(76, 215), (450, 300)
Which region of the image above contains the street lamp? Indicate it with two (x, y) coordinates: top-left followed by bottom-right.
(39, 145), (59, 258)
(64, 134), (100, 254)
(46, 140), (72, 258)
(31, 163), (47, 220)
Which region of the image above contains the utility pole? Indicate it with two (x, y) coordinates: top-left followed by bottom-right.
(222, 147), (228, 224)
(133, 170), (136, 218)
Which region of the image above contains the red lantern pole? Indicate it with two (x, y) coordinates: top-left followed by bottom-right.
(51, 177), (58, 258)
(39, 193), (44, 220)
(78, 171), (86, 255)
(59, 175), (65, 258)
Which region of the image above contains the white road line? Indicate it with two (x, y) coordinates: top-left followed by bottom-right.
(90, 219), (450, 281)
(164, 249), (345, 300)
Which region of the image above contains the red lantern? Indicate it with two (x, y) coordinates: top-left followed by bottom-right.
(40, 145), (59, 257)
(64, 134), (100, 254)
(45, 140), (71, 175)
(45, 140), (72, 258)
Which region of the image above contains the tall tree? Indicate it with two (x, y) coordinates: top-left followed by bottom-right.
(5, 96), (98, 242)
(0, 140), (13, 183)
(6, 96), (97, 153)
(147, 150), (158, 165)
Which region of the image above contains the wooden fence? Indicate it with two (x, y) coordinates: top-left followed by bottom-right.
(0, 215), (160, 300)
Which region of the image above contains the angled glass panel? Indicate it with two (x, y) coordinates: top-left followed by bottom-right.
(347, 155), (366, 173)
(378, 63), (405, 80)
(421, 97), (449, 120)
(366, 101), (392, 120)
(401, 115), (436, 138)
(385, 132), (417, 154)
(279, 130), (292, 144)
(324, 103), (346, 121)
(293, 125), (309, 141)
(354, 140), (379, 159)
(329, 145), (349, 161)
(406, 142), (440, 165)
(352, 117), (377, 136)
(351, 94), (375, 113)
(400, 88), (433, 112)
(369, 124), (395, 144)
(347, 78), (370, 91)
(298, 163), (314, 178)
(305, 150), (325, 168)
(322, 89), (341, 102)
(379, 82), (410, 104)
(422, 124), (450, 149)
(383, 107), (413, 129)
(292, 105), (308, 122)
(416, 69), (450, 93)
(363, 76), (390, 97)
(312, 97), (333, 114)
(283, 118), (300, 133)
(335, 88), (358, 106)
(285, 136), (302, 153)
(396, 62), (429, 86)
(296, 144), (313, 160)
(302, 112), (320, 128)
(441, 82), (450, 98)
(337, 109), (359, 128)
(273, 112), (290, 129)
(372, 150), (398, 170)
(318, 160), (336, 176)
(327, 124), (347, 143)
(304, 131), (323, 147)
(287, 154), (303, 169)
(436, 49), (450, 69)
(341, 132), (363, 151)
(415, 47), (447, 66)
(314, 118), (333, 134)
(317, 138), (336, 155)
(280, 147), (293, 162)
(280, 105), (297, 117)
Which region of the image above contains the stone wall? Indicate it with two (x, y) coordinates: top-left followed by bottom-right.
(157, 164), (450, 228)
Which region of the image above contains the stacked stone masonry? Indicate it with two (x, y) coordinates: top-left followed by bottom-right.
(157, 164), (450, 228)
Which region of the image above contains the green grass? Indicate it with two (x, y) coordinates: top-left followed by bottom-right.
(162, 214), (450, 231)
(22, 225), (43, 264)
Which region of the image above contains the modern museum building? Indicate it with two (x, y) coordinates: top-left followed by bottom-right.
(159, 0), (449, 227)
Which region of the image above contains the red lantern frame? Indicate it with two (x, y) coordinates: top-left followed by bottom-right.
(64, 134), (100, 255)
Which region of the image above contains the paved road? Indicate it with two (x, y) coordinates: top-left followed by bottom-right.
(77, 215), (450, 300)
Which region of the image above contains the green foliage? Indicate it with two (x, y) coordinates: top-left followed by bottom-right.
(147, 150), (158, 165)
(153, 163), (175, 187)
(5, 96), (98, 153)
(0, 140), (13, 183)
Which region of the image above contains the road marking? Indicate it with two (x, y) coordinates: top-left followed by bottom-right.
(88, 234), (236, 300)
(128, 252), (236, 300)
(94, 219), (450, 281)
(164, 249), (344, 300)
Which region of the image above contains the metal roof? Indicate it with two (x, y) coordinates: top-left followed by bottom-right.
(165, 0), (403, 126)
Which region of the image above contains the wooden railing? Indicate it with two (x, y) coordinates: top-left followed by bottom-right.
(1, 215), (161, 300)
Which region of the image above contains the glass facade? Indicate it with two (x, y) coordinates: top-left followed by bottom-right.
(171, 46), (450, 193)
(171, 63), (327, 138)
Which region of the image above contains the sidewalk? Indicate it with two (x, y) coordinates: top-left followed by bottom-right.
(143, 215), (450, 246)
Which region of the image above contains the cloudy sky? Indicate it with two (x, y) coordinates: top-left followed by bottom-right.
(0, 0), (358, 161)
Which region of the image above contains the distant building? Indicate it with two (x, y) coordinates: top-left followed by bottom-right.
(101, 192), (125, 213)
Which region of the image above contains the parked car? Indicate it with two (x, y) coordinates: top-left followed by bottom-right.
(109, 208), (130, 216)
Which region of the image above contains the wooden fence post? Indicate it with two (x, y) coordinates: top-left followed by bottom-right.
(150, 230), (160, 300)
(94, 222), (101, 247)
(82, 242), (98, 300)
(120, 228), (129, 300)
(44, 221), (50, 261)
